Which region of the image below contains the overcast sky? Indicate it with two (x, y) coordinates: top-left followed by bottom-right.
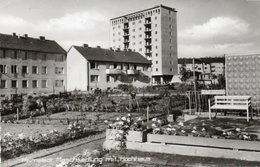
(0, 0), (259, 57)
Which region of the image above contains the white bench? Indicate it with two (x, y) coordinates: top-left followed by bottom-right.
(208, 96), (251, 122)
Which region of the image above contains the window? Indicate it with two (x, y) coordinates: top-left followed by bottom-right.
(55, 54), (65, 62)
(22, 80), (28, 88)
(170, 61), (172, 65)
(118, 32), (121, 35)
(106, 75), (111, 82)
(115, 75), (121, 82)
(42, 80), (47, 88)
(139, 27), (142, 30)
(132, 42), (135, 45)
(156, 68), (158, 72)
(0, 80), (7, 89)
(155, 46), (158, 49)
(170, 68), (173, 72)
(132, 22), (135, 25)
(155, 16), (157, 20)
(155, 38), (158, 42)
(156, 53), (158, 57)
(55, 80), (63, 87)
(42, 66), (47, 74)
(22, 66), (28, 74)
(169, 24), (172, 29)
(55, 67), (64, 74)
(170, 46), (172, 50)
(32, 80), (38, 88)
(11, 80), (17, 88)
(42, 54), (47, 60)
(0, 49), (5, 58)
(132, 29), (135, 32)
(155, 24), (157, 27)
(170, 53), (172, 57)
(170, 32), (172, 36)
(139, 34), (142, 37)
(90, 62), (98, 69)
(132, 35), (135, 39)
(143, 66), (148, 71)
(139, 48), (142, 51)
(155, 31), (157, 34)
(32, 66), (38, 74)
(169, 17), (172, 21)
(90, 75), (99, 82)
(113, 33), (115, 36)
(170, 39), (172, 43)
(11, 65), (18, 74)
(0, 65), (6, 73)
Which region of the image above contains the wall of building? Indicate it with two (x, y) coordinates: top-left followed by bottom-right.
(225, 54), (260, 110)
(0, 48), (66, 98)
(66, 47), (88, 91)
(110, 5), (178, 84)
(160, 7), (178, 76)
(88, 61), (151, 90)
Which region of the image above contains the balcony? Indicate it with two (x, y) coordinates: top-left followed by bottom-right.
(123, 33), (129, 37)
(144, 28), (152, 32)
(127, 69), (139, 75)
(145, 43), (152, 47)
(144, 21), (152, 25)
(123, 40), (129, 44)
(145, 36), (152, 40)
(106, 69), (122, 75)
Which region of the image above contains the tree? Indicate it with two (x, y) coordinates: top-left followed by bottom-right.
(179, 63), (191, 82)
(217, 74), (226, 89)
(211, 74), (217, 86)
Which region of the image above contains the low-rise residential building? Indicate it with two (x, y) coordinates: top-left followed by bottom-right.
(67, 45), (152, 91)
(0, 33), (66, 99)
(178, 57), (225, 82)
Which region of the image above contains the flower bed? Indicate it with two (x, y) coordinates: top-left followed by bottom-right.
(0, 122), (100, 161)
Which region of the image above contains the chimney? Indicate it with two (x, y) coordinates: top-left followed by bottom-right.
(23, 34), (28, 38)
(12, 33), (17, 37)
(39, 36), (45, 40)
(83, 44), (88, 48)
(96, 45), (101, 49)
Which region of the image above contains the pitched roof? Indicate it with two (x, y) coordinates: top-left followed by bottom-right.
(73, 46), (152, 65)
(0, 33), (66, 54)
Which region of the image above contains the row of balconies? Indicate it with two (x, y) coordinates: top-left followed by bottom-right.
(105, 69), (139, 75)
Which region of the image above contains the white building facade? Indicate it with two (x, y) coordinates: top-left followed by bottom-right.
(110, 5), (178, 84)
(67, 45), (152, 91)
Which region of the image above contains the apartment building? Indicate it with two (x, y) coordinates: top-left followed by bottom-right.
(178, 57), (225, 77)
(110, 5), (178, 84)
(67, 45), (152, 91)
(226, 53), (260, 111)
(0, 33), (66, 99)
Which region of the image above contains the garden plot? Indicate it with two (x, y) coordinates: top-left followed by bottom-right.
(1, 123), (68, 137)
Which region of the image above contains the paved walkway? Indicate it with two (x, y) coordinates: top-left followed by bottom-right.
(1, 132), (106, 167)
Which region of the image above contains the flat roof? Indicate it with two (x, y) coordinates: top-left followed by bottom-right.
(110, 4), (177, 21)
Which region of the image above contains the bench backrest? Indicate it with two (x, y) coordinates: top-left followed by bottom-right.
(214, 96), (251, 106)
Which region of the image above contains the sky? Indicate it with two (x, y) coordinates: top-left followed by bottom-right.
(0, 0), (259, 58)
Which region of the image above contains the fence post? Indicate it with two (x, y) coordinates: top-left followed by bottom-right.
(208, 98), (211, 120)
